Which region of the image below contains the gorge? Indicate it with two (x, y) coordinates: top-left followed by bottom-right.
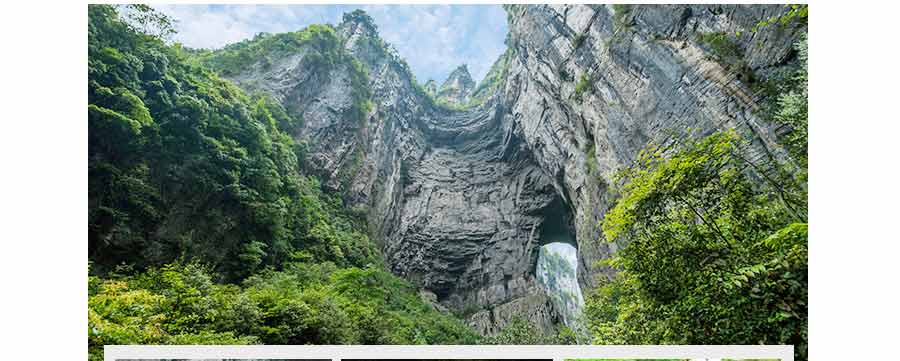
(211, 4), (805, 335)
(87, 5), (808, 356)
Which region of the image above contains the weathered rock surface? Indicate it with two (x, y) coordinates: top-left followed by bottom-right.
(500, 5), (804, 294)
(437, 64), (476, 105)
(220, 5), (805, 336)
(424, 79), (438, 96)
(537, 243), (584, 329)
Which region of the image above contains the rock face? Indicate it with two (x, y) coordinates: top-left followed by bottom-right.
(437, 65), (476, 105)
(424, 79), (438, 96)
(220, 5), (805, 336)
(500, 4), (804, 296)
(536, 243), (585, 329)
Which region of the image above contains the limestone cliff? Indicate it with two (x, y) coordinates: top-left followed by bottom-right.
(215, 5), (806, 336)
(437, 65), (476, 105)
(424, 79), (438, 96)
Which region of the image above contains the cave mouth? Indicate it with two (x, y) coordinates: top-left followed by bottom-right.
(536, 242), (585, 330)
(532, 196), (578, 274)
(538, 197), (576, 248)
(532, 196), (586, 331)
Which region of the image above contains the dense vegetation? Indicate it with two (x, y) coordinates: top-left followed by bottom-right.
(87, 4), (808, 358)
(195, 22), (374, 122)
(87, 5), (477, 360)
(193, 21), (374, 190)
(479, 316), (583, 345)
(89, 263), (478, 356)
(585, 24), (808, 360)
(88, 4), (382, 281)
(469, 49), (511, 104)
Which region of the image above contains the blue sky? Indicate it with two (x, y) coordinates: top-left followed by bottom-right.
(152, 5), (509, 85)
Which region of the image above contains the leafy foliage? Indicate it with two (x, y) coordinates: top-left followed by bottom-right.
(697, 32), (743, 60)
(559, 67), (574, 82)
(695, 31), (757, 84)
(121, 4), (178, 40)
(572, 33), (587, 49)
(468, 49), (511, 104)
(198, 25), (342, 76)
(89, 4), (811, 355)
(89, 262), (479, 360)
(612, 4), (633, 29)
(88, 5), (381, 281)
(574, 73), (594, 100)
(585, 27), (808, 360)
(480, 317), (578, 345)
(753, 4), (808, 32)
(197, 23), (374, 131)
(585, 144), (598, 175)
(774, 32), (808, 163)
(586, 131), (807, 359)
(87, 7), (477, 357)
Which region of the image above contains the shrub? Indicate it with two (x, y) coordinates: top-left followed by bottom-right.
(588, 132), (807, 360)
(572, 33), (587, 49)
(574, 73), (594, 99)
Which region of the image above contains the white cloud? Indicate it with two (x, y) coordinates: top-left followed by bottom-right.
(152, 5), (508, 85)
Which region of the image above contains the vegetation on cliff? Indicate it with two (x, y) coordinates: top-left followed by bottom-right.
(88, 4), (382, 281)
(87, 5), (477, 360)
(469, 49), (511, 104)
(87, 4), (808, 358)
(585, 27), (808, 359)
(585, 132), (807, 354)
(90, 262), (479, 360)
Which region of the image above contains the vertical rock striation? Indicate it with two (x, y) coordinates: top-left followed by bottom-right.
(537, 242), (585, 330)
(499, 4), (805, 294)
(214, 5), (805, 336)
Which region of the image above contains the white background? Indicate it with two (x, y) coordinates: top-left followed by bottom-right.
(0, 0), (897, 360)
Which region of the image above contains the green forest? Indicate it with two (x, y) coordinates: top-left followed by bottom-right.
(88, 4), (807, 361)
(88, 6), (478, 360)
(585, 10), (808, 357)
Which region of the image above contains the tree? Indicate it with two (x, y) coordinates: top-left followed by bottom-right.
(587, 131), (807, 360)
(88, 5), (379, 279)
(775, 32), (809, 163)
(118, 4), (178, 41)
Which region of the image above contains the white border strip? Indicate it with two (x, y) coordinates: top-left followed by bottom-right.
(105, 345), (792, 361)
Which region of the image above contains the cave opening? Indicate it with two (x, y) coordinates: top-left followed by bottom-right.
(536, 242), (585, 330)
(534, 197), (585, 331)
(537, 197), (577, 249)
